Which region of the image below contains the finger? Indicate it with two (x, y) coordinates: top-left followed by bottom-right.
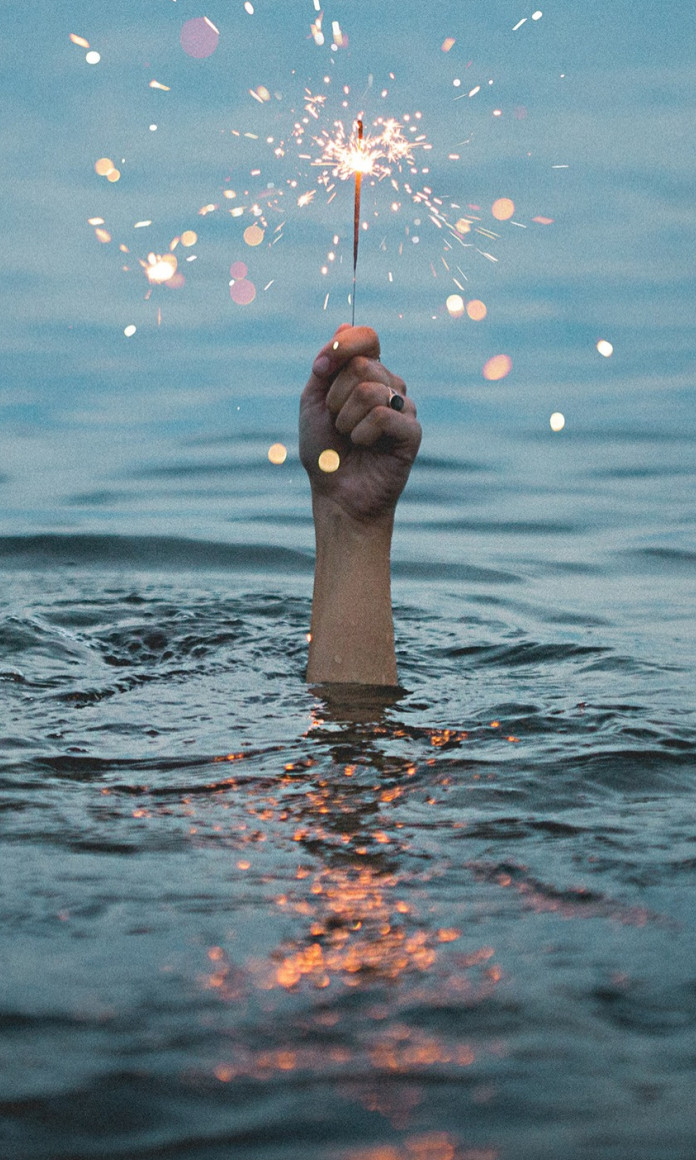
(326, 357), (390, 415)
(309, 326), (381, 387)
(333, 380), (418, 435)
(350, 407), (422, 453)
(333, 380), (394, 435)
(329, 325), (381, 365)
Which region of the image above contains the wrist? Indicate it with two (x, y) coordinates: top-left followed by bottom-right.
(311, 491), (395, 547)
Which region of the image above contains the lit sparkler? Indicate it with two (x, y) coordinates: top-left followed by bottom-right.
(352, 119), (363, 326)
(311, 115), (420, 324)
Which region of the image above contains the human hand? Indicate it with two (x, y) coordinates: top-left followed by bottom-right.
(299, 324), (421, 525)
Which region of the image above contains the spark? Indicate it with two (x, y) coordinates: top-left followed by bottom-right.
(311, 117), (418, 183)
(142, 253), (177, 284)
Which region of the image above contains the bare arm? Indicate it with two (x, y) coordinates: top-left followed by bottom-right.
(299, 325), (421, 685)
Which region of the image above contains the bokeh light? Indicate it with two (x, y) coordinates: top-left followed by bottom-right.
(106, 169), (121, 183)
(85, 51), (101, 65)
(180, 17), (220, 59)
(549, 412), (565, 431)
(318, 449), (340, 473)
(454, 218), (471, 235)
(229, 261), (248, 280)
(596, 339), (614, 357)
(243, 224), (265, 247)
(180, 230), (197, 247)
(482, 354), (512, 381)
(123, 325), (137, 337)
(491, 198), (515, 221)
(94, 157), (114, 176)
(446, 294), (465, 318)
(466, 299), (487, 321)
(268, 443), (288, 465)
(229, 278), (256, 305)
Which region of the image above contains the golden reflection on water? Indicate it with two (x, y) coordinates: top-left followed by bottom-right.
(188, 694), (514, 1148)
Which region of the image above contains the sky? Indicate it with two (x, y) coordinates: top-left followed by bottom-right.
(0, 0), (694, 444)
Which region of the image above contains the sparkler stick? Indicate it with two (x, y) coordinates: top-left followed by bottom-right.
(351, 119), (363, 327)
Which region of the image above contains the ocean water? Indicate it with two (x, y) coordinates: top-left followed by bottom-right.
(2, 395), (695, 1160)
(2, 2), (696, 1158)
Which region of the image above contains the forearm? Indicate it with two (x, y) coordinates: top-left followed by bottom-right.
(307, 497), (398, 686)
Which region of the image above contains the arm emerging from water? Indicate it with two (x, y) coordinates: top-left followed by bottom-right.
(300, 324), (422, 685)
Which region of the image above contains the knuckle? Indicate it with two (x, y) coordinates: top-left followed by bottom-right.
(349, 355), (371, 378)
(354, 380), (376, 404)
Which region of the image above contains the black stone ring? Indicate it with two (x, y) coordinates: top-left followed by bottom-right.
(388, 388), (405, 412)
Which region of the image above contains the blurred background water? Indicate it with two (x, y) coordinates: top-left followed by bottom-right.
(1, 2), (695, 1159)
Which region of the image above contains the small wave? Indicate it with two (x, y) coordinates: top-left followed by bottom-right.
(621, 547), (696, 572)
(437, 641), (607, 667)
(395, 561), (521, 584)
(0, 535), (312, 573)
